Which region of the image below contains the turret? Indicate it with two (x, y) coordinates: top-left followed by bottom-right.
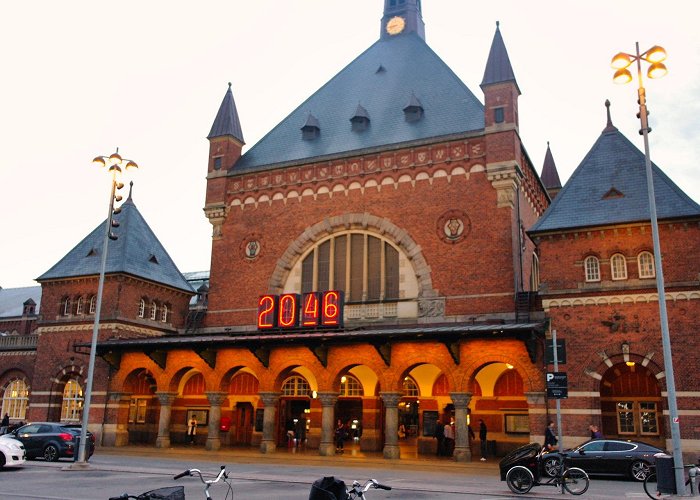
(207, 82), (244, 174)
(541, 142), (562, 199)
(380, 0), (425, 40)
(481, 21), (520, 133)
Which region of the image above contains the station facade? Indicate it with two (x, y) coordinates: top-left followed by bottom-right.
(1, 1), (698, 462)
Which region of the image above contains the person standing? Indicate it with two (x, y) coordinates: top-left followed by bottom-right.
(434, 419), (445, 456)
(295, 416), (307, 448)
(335, 419), (346, 453)
(187, 416), (197, 444)
(479, 419), (488, 461)
(443, 421), (455, 456)
(0, 413), (9, 435)
(545, 420), (558, 451)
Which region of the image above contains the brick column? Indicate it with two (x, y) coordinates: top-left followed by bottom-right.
(259, 392), (279, 454)
(102, 392), (131, 447)
(450, 392), (473, 462)
(205, 392), (228, 451)
(380, 392), (402, 459)
(317, 392), (338, 456)
(155, 392), (177, 448)
(525, 391), (547, 444)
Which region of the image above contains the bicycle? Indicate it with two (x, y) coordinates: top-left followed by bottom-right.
(310, 476), (392, 499)
(505, 449), (589, 495)
(643, 462), (699, 499)
(109, 465), (233, 500)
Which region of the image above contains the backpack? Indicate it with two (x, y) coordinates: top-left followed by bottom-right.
(309, 476), (348, 500)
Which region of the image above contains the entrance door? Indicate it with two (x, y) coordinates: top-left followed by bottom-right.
(233, 402), (253, 445)
(279, 399), (310, 447)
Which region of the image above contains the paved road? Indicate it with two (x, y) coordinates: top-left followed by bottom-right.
(0, 446), (654, 499)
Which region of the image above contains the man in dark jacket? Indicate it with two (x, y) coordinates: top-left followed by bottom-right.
(479, 419), (488, 461)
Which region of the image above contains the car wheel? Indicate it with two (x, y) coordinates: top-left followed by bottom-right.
(43, 444), (59, 462)
(630, 460), (650, 481)
(543, 456), (560, 477)
(0, 453), (5, 468)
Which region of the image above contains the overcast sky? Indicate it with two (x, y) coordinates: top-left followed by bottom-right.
(1, 1), (698, 289)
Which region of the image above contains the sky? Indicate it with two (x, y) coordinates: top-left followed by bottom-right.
(1, 1), (698, 289)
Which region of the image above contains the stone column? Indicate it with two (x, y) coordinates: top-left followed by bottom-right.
(205, 392), (228, 451)
(155, 392), (177, 448)
(259, 392), (279, 454)
(317, 392), (338, 456)
(450, 392), (473, 462)
(380, 392), (402, 459)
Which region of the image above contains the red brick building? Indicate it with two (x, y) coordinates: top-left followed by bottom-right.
(1, 1), (698, 463)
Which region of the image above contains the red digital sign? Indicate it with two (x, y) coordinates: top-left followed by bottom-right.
(257, 291), (344, 330)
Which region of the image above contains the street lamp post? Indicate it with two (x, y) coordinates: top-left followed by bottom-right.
(611, 44), (685, 495)
(74, 150), (138, 466)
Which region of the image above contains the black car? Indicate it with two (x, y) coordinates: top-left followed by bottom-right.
(542, 439), (664, 481)
(11, 422), (95, 462)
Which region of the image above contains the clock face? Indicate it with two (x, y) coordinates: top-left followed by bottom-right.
(386, 16), (405, 35)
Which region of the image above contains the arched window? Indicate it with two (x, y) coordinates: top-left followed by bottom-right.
(281, 375), (310, 396)
(584, 256), (600, 282)
(62, 297), (71, 316)
(611, 253), (628, 280)
(150, 301), (157, 320)
(301, 232), (400, 302)
(638, 251), (655, 278)
(61, 379), (83, 422)
(75, 296), (84, 315)
(161, 304), (168, 323)
(402, 377), (419, 397)
(89, 295), (97, 314)
(340, 375), (364, 396)
(138, 299), (146, 318)
(1, 379), (29, 420)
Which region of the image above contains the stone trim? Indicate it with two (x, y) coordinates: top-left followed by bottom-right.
(543, 290), (700, 311)
(268, 213), (436, 298)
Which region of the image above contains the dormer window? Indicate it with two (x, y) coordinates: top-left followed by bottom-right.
(213, 157), (222, 170)
(301, 113), (320, 140)
(350, 103), (370, 132)
(403, 93), (424, 122)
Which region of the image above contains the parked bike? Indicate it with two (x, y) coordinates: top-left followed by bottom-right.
(309, 476), (392, 500)
(109, 465), (233, 500)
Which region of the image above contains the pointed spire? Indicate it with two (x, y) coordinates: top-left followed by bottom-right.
(603, 99), (618, 133)
(481, 21), (520, 94)
(127, 181), (134, 200)
(541, 141), (562, 194)
(381, 0), (425, 40)
(207, 82), (244, 143)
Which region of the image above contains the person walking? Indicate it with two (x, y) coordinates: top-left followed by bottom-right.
(0, 413), (9, 435)
(187, 416), (197, 444)
(479, 419), (488, 461)
(545, 420), (558, 450)
(589, 424), (603, 439)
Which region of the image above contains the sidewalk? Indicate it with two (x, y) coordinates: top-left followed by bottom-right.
(95, 443), (500, 474)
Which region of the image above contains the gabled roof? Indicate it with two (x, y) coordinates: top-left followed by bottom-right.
(0, 286), (41, 318)
(37, 196), (194, 293)
(207, 83), (244, 143)
(481, 21), (519, 93)
(530, 112), (700, 234)
(232, 33), (484, 172)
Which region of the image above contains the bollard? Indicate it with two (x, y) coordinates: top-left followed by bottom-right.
(689, 466), (698, 496)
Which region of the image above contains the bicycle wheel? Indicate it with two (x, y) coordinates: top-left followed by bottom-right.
(562, 467), (589, 495)
(642, 473), (675, 500)
(506, 465), (534, 494)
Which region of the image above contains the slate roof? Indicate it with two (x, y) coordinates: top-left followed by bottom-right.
(231, 32), (485, 172)
(540, 142), (562, 190)
(207, 83), (244, 143)
(37, 197), (194, 293)
(529, 121), (700, 234)
(481, 21), (519, 93)
(0, 286), (41, 318)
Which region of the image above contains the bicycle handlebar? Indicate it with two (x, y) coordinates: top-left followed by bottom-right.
(173, 470), (191, 480)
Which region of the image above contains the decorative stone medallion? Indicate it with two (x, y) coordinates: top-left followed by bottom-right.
(437, 209), (471, 244)
(240, 234), (263, 261)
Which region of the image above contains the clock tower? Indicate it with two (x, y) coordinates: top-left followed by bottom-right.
(380, 0), (425, 40)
